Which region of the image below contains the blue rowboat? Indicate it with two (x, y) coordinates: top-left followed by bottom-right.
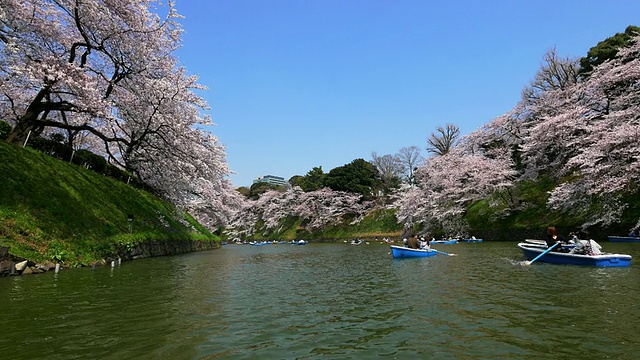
(517, 242), (631, 267)
(461, 238), (483, 243)
(607, 236), (640, 242)
(431, 239), (458, 244)
(390, 245), (437, 258)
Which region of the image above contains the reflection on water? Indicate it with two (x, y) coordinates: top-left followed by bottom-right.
(1, 241), (639, 359)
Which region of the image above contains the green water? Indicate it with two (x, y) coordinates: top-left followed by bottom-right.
(1, 241), (639, 359)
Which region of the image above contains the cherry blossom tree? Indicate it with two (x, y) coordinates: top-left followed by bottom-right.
(429, 34), (640, 230)
(224, 187), (371, 238)
(423, 145), (515, 214)
(541, 35), (640, 227)
(254, 188), (301, 233)
(0, 0), (236, 230)
(394, 133), (517, 233)
(295, 188), (368, 231)
(2, 0), (180, 143)
(389, 183), (430, 231)
(224, 196), (260, 240)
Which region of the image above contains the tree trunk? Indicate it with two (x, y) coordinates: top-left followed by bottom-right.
(6, 117), (36, 145)
(5, 89), (48, 145)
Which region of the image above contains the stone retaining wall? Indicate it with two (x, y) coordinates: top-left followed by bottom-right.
(119, 239), (220, 261)
(0, 240), (221, 276)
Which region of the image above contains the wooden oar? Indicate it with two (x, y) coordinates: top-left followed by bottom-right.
(524, 242), (558, 265)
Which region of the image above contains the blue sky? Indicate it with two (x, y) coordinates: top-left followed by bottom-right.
(173, 1), (640, 188)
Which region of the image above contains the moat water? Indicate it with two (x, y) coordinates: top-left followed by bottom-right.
(1, 241), (639, 359)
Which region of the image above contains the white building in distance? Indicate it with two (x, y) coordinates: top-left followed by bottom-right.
(253, 175), (289, 188)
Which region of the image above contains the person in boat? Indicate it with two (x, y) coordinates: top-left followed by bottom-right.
(567, 232), (579, 243)
(570, 238), (603, 255)
(546, 226), (569, 252)
(407, 234), (420, 249)
(629, 229), (638, 237)
(420, 235), (431, 250)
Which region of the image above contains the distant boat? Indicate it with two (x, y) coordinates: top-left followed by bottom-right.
(517, 242), (631, 267)
(431, 239), (458, 245)
(607, 236), (640, 243)
(291, 240), (307, 245)
(461, 238), (483, 243)
(390, 245), (438, 258)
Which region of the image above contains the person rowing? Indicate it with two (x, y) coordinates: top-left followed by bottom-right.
(407, 234), (421, 249)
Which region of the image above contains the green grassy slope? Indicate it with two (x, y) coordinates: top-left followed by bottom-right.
(0, 141), (217, 266)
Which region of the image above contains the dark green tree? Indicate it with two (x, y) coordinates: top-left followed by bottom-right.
(579, 25), (640, 75)
(325, 159), (380, 200)
(0, 121), (12, 140)
(288, 175), (304, 188)
(297, 166), (326, 192)
(236, 186), (251, 198)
